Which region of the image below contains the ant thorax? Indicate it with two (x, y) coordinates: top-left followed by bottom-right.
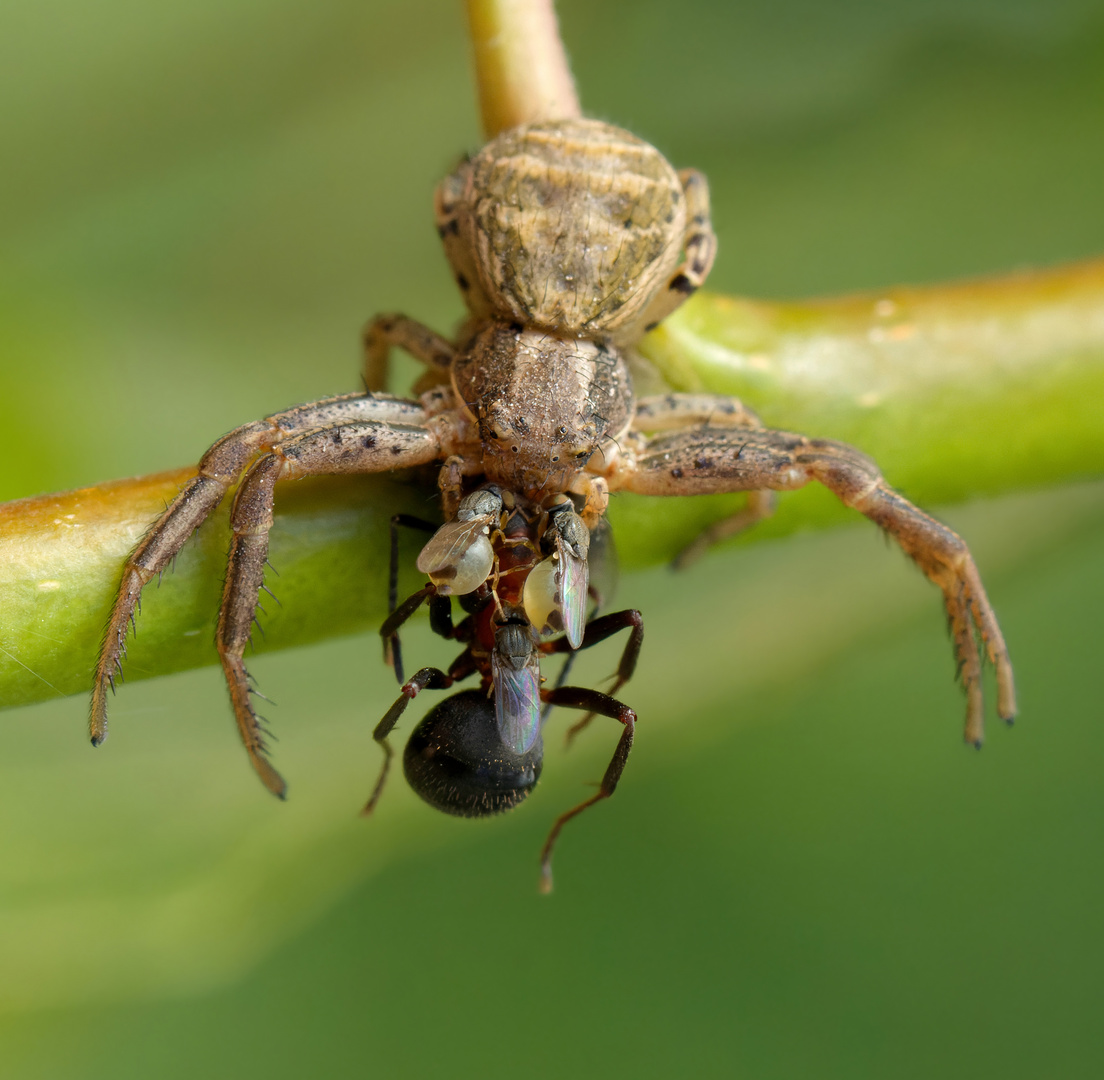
(450, 321), (633, 500)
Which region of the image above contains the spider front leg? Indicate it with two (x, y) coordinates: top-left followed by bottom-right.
(610, 425), (1015, 746)
(631, 392), (774, 568)
(215, 418), (443, 797)
(90, 393), (429, 747)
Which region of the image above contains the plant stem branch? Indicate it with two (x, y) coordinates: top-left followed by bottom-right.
(3, 259), (1103, 709)
(465, 0), (581, 136)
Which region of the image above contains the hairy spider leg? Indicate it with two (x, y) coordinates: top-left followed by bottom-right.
(362, 313), (457, 394)
(631, 392), (763, 433)
(360, 658), (478, 816)
(610, 424), (1016, 745)
(90, 393), (430, 747)
(629, 392), (776, 567)
(217, 419), (443, 798)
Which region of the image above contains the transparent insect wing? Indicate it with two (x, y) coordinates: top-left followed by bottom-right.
(415, 517), (495, 595)
(549, 509), (590, 649)
(521, 512), (591, 648)
(491, 627), (542, 755)
(556, 537), (589, 649)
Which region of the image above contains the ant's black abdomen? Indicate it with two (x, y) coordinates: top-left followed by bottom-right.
(403, 689), (543, 818)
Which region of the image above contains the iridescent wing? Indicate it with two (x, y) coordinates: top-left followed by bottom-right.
(555, 537), (589, 649)
(548, 508), (590, 649)
(521, 507), (591, 648)
(491, 644), (542, 755)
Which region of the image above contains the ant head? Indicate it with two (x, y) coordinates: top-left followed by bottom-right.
(403, 689), (543, 818)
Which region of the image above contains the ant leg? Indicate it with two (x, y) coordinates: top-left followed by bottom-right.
(537, 686), (636, 894)
(541, 610), (645, 745)
(381, 583), (435, 685)
(540, 606), (600, 724)
(362, 314), (456, 393)
(363, 647), (478, 814)
(380, 588), (455, 686)
(90, 393), (428, 747)
(632, 168), (717, 335)
(385, 514), (438, 680)
(612, 425), (1016, 745)
(362, 666), (454, 815)
(217, 419), (443, 797)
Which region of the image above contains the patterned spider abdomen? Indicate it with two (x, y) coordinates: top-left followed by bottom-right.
(452, 118), (686, 341)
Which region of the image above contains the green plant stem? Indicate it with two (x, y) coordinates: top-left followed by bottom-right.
(2, 258), (1103, 710)
(625, 257), (1104, 547)
(465, 0), (581, 136)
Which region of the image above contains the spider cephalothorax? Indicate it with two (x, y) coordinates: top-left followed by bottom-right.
(451, 322), (631, 499)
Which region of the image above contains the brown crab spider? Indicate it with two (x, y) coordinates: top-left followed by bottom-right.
(91, 117), (1014, 881)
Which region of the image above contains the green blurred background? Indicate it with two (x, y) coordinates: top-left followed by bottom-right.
(2, 0), (1104, 1075)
